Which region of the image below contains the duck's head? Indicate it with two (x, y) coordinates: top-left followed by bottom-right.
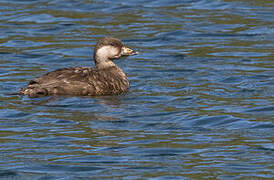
(94, 37), (138, 68)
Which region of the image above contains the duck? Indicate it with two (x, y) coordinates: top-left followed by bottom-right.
(19, 37), (138, 97)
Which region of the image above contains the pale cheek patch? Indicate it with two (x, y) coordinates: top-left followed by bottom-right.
(97, 46), (119, 59)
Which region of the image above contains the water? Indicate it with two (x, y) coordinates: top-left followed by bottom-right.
(0, 0), (273, 179)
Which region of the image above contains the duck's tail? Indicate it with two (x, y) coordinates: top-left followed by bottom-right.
(19, 84), (49, 98)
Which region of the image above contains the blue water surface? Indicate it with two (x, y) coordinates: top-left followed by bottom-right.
(0, 0), (273, 179)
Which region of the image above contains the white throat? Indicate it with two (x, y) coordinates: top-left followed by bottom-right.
(97, 46), (119, 60)
(95, 45), (120, 69)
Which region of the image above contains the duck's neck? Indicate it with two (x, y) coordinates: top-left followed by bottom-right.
(95, 60), (117, 69)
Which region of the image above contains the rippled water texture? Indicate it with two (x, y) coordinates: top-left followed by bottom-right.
(0, 0), (273, 179)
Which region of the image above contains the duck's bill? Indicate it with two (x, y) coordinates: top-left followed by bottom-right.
(121, 46), (139, 56)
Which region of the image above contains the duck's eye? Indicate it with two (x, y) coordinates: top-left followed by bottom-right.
(110, 42), (116, 46)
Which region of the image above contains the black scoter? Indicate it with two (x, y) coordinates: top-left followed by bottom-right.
(19, 37), (138, 97)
